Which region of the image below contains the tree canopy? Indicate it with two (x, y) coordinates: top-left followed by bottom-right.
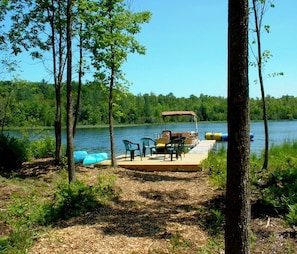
(0, 80), (296, 129)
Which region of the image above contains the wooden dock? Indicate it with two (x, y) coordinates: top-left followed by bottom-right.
(100, 140), (216, 171)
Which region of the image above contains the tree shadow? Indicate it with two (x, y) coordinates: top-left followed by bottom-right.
(0, 158), (59, 179)
(116, 169), (200, 182)
(55, 179), (225, 239)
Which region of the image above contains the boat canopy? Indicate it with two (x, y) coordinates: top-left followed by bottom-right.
(161, 111), (198, 133)
(161, 111), (197, 119)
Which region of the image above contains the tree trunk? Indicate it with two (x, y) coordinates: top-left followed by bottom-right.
(48, 0), (62, 164)
(109, 59), (117, 168)
(107, 3), (117, 168)
(252, 0), (269, 170)
(73, 23), (84, 137)
(54, 89), (62, 163)
(48, 0), (64, 164)
(66, 0), (75, 183)
(225, 0), (251, 253)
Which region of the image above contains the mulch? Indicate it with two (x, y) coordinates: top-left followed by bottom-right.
(28, 166), (221, 254)
(1, 158), (296, 253)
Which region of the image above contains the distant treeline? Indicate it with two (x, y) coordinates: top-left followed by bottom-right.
(1, 80), (296, 127)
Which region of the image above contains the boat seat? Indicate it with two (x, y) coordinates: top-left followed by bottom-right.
(162, 130), (171, 141)
(155, 137), (168, 154)
(122, 140), (142, 161)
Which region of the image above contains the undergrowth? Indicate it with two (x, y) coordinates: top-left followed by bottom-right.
(0, 171), (118, 254)
(201, 140), (297, 227)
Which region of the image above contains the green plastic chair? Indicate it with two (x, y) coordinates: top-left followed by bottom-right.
(165, 137), (186, 161)
(140, 137), (157, 157)
(122, 140), (142, 161)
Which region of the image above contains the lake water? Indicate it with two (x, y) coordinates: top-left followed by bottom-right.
(72, 121), (297, 156)
(6, 121), (297, 157)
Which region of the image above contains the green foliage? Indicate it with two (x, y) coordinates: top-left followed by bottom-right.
(208, 209), (225, 235)
(256, 142), (297, 223)
(0, 134), (28, 171)
(0, 132), (58, 170)
(0, 173), (118, 252)
(201, 145), (227, 189)
(203, 141), (297, 226)
(1, 81), (296, 127)
(286, 204), (297, 227)
(29, 136), (56, 159)
(168, 228), (193, 252)
(258, 143), (297, 226)
(40, 174), (118, 224)
(3, 192), (43, 229)
(0, 187), (47, 253)
(200, 235), (224, 254)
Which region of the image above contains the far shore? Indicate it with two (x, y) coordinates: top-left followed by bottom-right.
(3, 119), (295, 132)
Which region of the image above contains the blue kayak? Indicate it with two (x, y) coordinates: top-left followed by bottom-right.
(83, 152), (108, 166)
(74, 151), (88, 163)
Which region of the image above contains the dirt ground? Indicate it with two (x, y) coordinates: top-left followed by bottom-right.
(1, 159), (296, 253)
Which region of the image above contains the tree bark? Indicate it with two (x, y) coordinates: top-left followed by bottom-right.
(66, 0), (75, 183)
(109, 54), (118, 168)
(48, 0), (65, 164)
(225, 0), (251, 253)
(73, 23), (84, 137)
(107, 3), (117, 168)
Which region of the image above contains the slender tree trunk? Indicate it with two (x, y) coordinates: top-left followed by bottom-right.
(252, 0), (269, 170)
(48, 1), (61, 163)
(107, 3), (117, 168)
(225, 0), (251, 253)
(109, 58), (117, 167)
(73, 23), (84, 137)
(261, 93), (269, 169)
(66, 0), (75, 183)
(54, 87), (62, 163)
(48, 0), (64, 164)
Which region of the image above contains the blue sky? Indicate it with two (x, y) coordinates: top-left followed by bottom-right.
(8, 0), (297, 99)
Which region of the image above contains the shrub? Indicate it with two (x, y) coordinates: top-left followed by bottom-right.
(0, 189), (45, 253)
(261, 167), (297, 215)
(40, 173), (118, 224)
(202, 141), (297, 226)
(286, 204), (297, 227)
(0, 134), (28, 171)
(0, 173), (119, 252)
(201, 145), (227, 189)
(257, 142), (297, 225)
(29, 136), (56, 159)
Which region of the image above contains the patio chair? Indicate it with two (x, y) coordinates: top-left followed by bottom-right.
(122, 140), (142, 161)
(165, 137), (186, 161)
(140, 137), (157, 157)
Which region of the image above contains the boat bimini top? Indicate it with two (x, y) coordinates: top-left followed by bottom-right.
(161, 111), (197, 119)
(161, 111), (198, 134)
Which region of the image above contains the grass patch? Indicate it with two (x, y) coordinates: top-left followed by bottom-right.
(201, 145), (227, 189)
